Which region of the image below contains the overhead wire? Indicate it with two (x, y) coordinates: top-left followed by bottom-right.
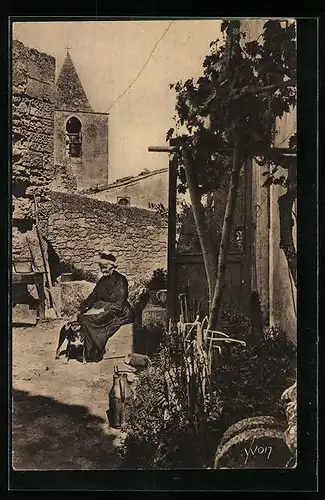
(104, 21), (173, 113)
(275, 128), (296, 147)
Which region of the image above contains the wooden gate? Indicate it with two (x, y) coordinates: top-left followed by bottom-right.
(167, 160), (253, 322)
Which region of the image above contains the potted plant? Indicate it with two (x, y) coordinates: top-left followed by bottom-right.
(146, 269), (167, 307)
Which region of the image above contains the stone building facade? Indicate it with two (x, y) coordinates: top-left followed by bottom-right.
(87, 167), (169, 210)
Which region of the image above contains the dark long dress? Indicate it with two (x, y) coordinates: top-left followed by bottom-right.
(77, 270), (134, 362)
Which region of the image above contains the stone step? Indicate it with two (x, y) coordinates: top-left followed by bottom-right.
(107, 323), (134, 358)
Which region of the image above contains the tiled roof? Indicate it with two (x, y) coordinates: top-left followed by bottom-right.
(82, 167), (168, 194)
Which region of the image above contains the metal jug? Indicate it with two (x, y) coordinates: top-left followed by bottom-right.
(121, 373), (133, 401)
(107, 366), (124, 429)
(156, 289), (167, 307)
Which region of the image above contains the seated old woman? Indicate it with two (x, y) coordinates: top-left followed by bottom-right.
(72, 252), (134, 362)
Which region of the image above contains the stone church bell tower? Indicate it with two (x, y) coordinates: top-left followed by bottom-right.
(54, 49), (109, 190)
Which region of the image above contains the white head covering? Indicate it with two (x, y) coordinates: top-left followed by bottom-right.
(99, 252), (117, 268)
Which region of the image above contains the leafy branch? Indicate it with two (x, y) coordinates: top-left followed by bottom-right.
(167, 19), (297, 328)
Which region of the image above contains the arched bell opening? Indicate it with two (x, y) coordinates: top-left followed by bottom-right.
(65, 116), (82, 158)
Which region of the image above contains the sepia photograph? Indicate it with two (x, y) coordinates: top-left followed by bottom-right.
(11, 18), (298, 471)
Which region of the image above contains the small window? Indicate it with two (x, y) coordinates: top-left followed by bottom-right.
(66, 116), (82, 158)
(117, 197), (130, 206)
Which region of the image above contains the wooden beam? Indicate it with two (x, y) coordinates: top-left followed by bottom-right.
(167, 146), (178, 322)
(148, 145), (296, 156)
(215, 147), (296, 156)
(148, 146), (176, 153)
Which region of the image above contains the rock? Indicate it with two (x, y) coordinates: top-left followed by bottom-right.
(214, 417), (292, 469)
(217, 416), (286, 451)
(12, 226), (24, 255)
(12, 196), (34, 220)
(12, 304), (37, 326)
(124, 352), (150, 370)
(45, 308), (58, 320)
(59, 280), (95, 317)
(281, 381), (297, 457)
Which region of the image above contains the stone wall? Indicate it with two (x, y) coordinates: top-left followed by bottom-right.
(38, 191), (168, 288)
(12, 40), (56, 206)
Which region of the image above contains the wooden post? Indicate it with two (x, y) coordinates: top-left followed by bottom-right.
(167, 150), (178, 323)
(33, 195), (59, 317)
(37, 274), (46, 320)
(208, 137), (242, 330)
(148, 140), (178, 323)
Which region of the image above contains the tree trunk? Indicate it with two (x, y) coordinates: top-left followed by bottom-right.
(182, 148), (217, 305)
(278, 163), (297, 288)
(208, 138), (242, 330)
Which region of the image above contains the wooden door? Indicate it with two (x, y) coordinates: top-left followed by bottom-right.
(167, 160), (253, 322)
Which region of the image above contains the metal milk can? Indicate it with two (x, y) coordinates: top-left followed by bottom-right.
(107, 366), (124, 429)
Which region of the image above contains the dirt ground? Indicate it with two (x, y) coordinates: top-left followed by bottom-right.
(11, 319), (134, 470)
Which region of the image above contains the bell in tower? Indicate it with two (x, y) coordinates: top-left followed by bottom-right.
(66, 116), (82, 158)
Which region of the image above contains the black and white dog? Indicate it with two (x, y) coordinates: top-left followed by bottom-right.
(55, 321), (87, 364)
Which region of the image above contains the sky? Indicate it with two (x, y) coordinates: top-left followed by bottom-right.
(13, 20), (222, 182)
